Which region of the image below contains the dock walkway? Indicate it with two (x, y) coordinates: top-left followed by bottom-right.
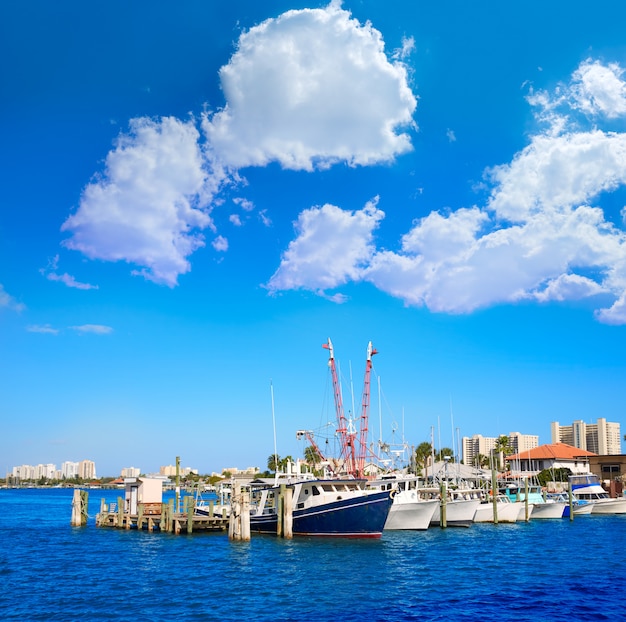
(95, 498), (229, 534)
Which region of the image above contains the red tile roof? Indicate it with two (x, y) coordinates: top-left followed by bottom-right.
(506, 442), (597, 461)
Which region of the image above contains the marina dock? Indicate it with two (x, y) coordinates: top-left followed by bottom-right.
(94, 496), (230, 534)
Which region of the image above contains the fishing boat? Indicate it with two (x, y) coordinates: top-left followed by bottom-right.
(546, 492), (593, 517)
(249, 476), (393, 537)
(368, 474), (439, 530)
(473, 494), (524, 523)
(568, 474), (626, 514)
(502, 483), (566, 519)
(419, 487), (481, 527)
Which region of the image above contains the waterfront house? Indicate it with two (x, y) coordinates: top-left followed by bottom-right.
(506, 442), (596, 479)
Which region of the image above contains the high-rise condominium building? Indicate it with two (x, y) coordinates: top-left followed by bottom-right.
(551, 418), (621, 455)
(462, 432), (539, 466)
(78, 459), (97, 480)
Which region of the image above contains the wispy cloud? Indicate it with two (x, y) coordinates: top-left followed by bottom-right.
(0, 284), (25, 312)
(27, 324), (59, 335)
(46, 272), (98, 290)
(70, 324), (114, 335)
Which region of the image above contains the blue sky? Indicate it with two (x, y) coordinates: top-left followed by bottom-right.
(2, 1), (626, 477)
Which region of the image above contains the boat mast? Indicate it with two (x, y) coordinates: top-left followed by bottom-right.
(323, 338), (355, 476)
(356, 341), (377, 478)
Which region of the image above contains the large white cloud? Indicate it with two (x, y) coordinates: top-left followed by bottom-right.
(267, 198), (384, 294)
(62, 117), (215, 286)
(272, 59), (626, 324)
(61, 4), (416, 285)
(203, 3), (417, 170)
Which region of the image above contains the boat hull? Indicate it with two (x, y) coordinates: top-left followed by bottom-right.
(384, 497), (439, 530)
(429, 499), (481, 527)
(250, 489), (393, 538)
(474, 501), (521, 523)
(528, 502), (567, 519)
(590, 499), (626, 515)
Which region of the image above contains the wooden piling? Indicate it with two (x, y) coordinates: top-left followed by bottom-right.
(524, 478), (530, 522)
(439, 482), (447, 528)
(491, 469), (498, 524)
(117, 496), (124, 528)
(71, 489), (88, 526)
(283, 486), (293, 539)
(568, 486), (574, 522)
(187, 497), (194, 534)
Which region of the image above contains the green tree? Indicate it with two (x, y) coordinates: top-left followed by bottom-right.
(475, 453), (490, 468)
(537, 467), (571, 487)
(437, 447), (454, 461)
(304, 445), (322, 466)
(414, 442), (433, 472)
(267, 454), (281, 472)
(494, 435), (513, 471)
(280, 455), (294, 471)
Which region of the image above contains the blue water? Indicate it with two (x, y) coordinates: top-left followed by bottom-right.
(0, 488), (624, 621)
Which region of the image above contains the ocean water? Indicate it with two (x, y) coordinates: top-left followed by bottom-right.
(0, 488), (624, 621)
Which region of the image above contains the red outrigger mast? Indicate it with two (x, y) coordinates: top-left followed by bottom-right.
(322, 338), (378, 478)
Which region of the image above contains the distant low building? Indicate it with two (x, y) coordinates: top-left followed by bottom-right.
(160, 465), (198, 477)
(506, 442), (596, 478)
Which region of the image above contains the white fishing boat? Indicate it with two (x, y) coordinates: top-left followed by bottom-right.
(473, 494), (523, 523)
(419, 488), (481, 527)
(569, 474), (626, 514)
(502, 483), (566, 519)
(369, 475), (439, 530)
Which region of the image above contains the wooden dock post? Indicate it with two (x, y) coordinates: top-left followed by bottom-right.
(228, 483), (250, 541)
(439, 482), (447, 528)
(241, 488), (250, 541)
(277, 484), (285, 536)
(71, 489), (88, 526)
(568, 486), (574, 522)
(524, 478), (530, 522)
(187, 497), (194, 534)
(491, 469), (499, 524)
(283, 485), (293, 539)
(117, 496), (125, 528)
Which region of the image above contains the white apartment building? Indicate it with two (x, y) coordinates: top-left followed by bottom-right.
(121, 466), (141, 478)
(551, 418), (622, 455)
(462, 432), (539, 466)
(78, 459), (97, 480)
(159, 465), (198, 477)
(62, 461), (79, 479)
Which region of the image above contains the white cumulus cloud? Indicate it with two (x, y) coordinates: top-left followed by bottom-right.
(267, 198), (384, 294)
(62, 5), (417, 286)
(203, 4), (416, 171)
(62, 117), (218, 287)
(270, 59), (626, 324)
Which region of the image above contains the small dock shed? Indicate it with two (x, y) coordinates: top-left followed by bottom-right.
(124, 477), (163, 515)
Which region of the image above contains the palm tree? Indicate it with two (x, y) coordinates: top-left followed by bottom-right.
(280, 455), (294, 472)
(267, 453), (281, 472)
(304, 445), (322, 466)
(494, 435), (513, 471)
(414, 442), (433, 473)
(438, 447), (454, 462)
